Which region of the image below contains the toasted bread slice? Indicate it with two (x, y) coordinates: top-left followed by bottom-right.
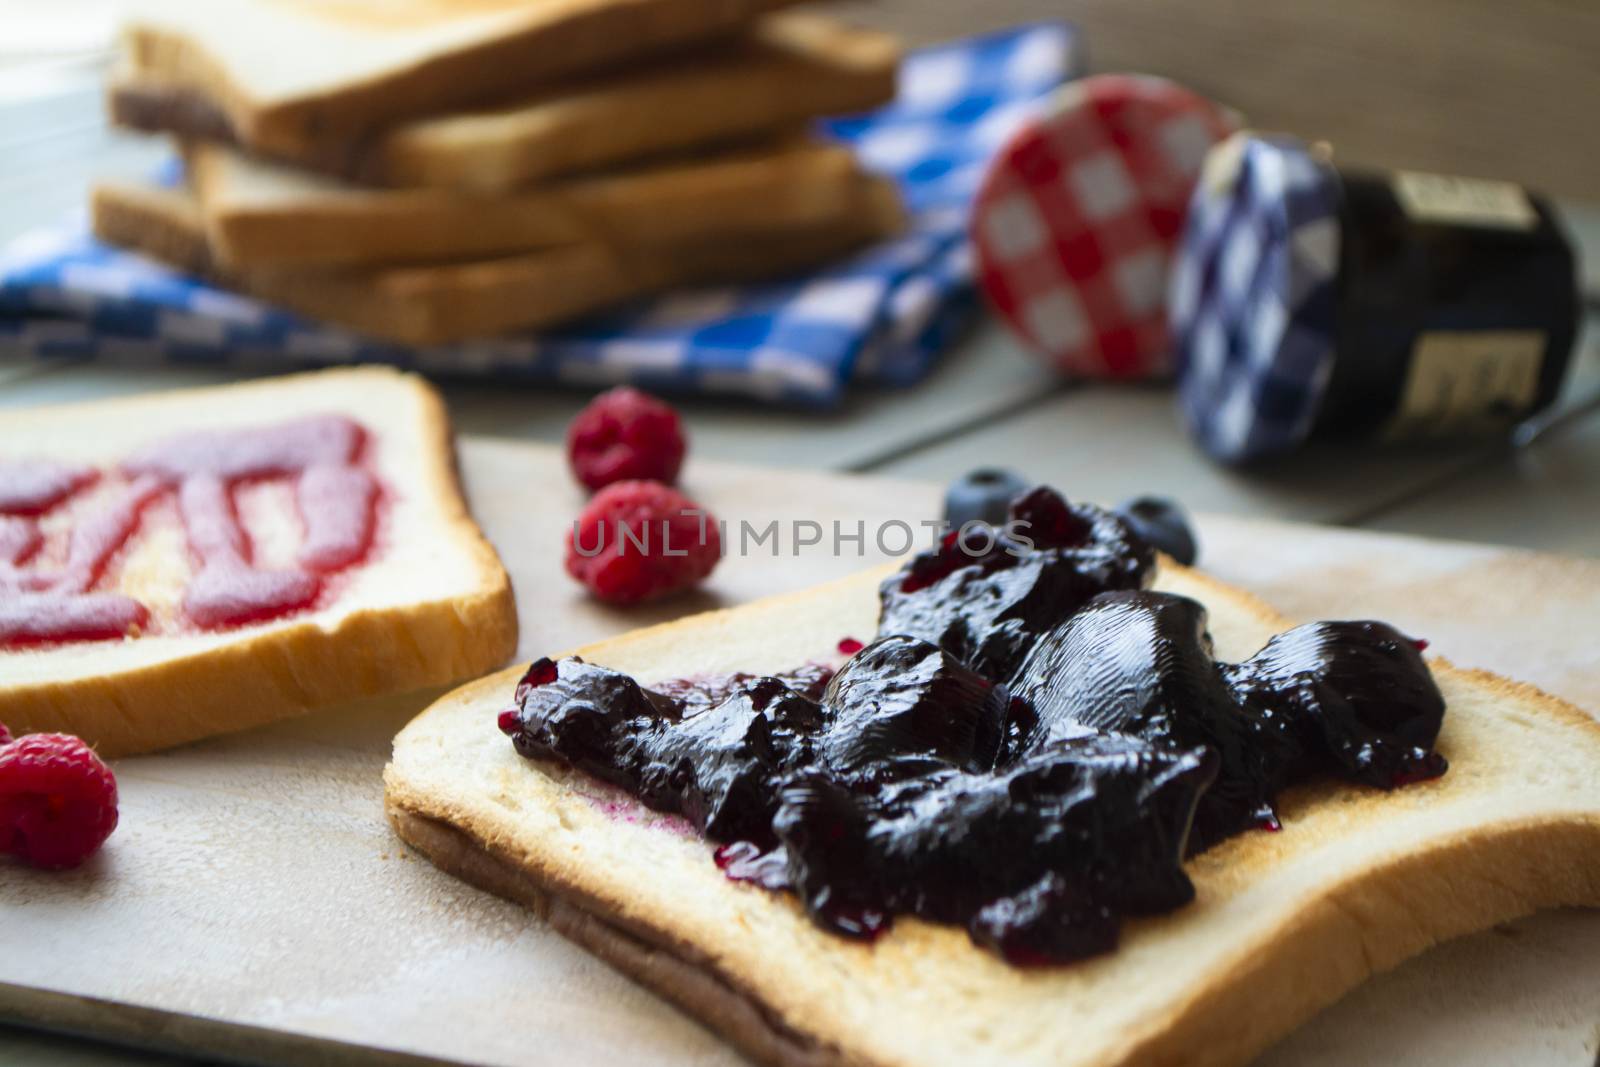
(90, 179), (637, 341)
(384, 564), (1600, 1067)
(90, 175), (905, 345)
(117, 15), (900, 192)
(91, 180), (216, 276)
(1, 369), (517, 757)
(185, 137), (879, 269)
(118, 0), (803, 158)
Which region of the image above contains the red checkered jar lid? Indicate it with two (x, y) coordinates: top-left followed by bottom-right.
(972, 74), (1237, 379)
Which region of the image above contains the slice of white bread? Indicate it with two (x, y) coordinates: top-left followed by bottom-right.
(118, 0), (803, 159)
(90, 175), (905, 346)
(119, 15), (901, 193)
(185, 137), (880, 270)
(90, 179), (638, 341)
(384, 563), (1600, 1067)
(1, 369), (517, 757)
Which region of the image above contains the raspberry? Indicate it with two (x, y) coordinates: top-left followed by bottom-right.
(566, 481), (720, 604)
(0, 733), (119, 869)
(566, 387), (687, 492)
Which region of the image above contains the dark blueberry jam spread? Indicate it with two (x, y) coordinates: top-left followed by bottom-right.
(499, 488), (1447, 965)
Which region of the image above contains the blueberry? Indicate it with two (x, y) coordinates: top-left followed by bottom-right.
(1115, 496), (1198, 566)
(944, 468), (1030, 530)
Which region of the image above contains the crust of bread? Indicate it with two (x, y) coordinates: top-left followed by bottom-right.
(90, 181), (217, 276)
(371, 14), (900, 191)
(89, 175), (905, 346)
(390, 808), (846, 1067)
(1, 368), (518, 757)
(121, 0), (804, 158)
(384, 564), (1600, 1067)
(118, 15), (898, 194)
(184, 136), (878, 270)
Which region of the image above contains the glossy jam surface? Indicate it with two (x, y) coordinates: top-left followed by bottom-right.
(501, 489), (1448, 964)
(1, 416), (381, 646)
(879, 487), (1153, 681)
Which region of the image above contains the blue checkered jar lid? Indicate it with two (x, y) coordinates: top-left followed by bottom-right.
(1170, 133), (1342, 463)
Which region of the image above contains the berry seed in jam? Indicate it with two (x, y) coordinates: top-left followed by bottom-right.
(500, 488), (1448, 965)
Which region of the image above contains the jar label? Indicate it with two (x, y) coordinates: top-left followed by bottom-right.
(1387, 331), (1544, 438)
(1392, 171), (1538, 230)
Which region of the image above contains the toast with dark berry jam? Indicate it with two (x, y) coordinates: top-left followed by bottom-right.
(385, 501), (1600, 1067)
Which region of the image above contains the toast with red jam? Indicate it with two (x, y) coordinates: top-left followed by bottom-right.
(1, 368), (516, 756)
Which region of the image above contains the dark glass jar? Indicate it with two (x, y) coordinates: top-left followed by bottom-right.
(1172, 133), (1581, 464)
(1315, 168), (1579, 442)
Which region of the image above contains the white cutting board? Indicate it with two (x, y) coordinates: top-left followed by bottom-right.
(1, 438), (1596, 1067)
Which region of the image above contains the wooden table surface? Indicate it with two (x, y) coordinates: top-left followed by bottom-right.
(2, 10), (1599, 1065)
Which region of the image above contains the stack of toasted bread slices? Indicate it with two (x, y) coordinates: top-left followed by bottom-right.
(94, 0), (905, 345)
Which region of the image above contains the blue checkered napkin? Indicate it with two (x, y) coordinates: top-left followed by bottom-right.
(0, 24), (1080, 407)
(1170, 135), (1342, 462)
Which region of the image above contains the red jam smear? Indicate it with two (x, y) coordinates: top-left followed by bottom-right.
(0, 477), (163, 644)
(297, 464), (378, 572)
(0, 516), (42, 566)
(0, 592), (150, 645)
(121, 415), (364, 482)
(0, 460), (98, 515)
(55, 476), (166, 595)
(1, 415), (382, 647)
(176, 472), (319, 628)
